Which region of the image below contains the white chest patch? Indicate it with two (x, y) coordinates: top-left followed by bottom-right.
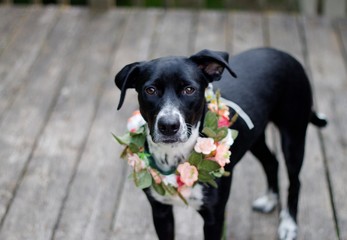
(146, 122), (200, 173)
(150, 183), (204, 210)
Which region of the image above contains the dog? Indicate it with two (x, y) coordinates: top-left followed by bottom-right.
(114, 48), (327, 240)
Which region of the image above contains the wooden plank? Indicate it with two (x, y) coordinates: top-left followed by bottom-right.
(0, 7), (29, 55)
(225, 12), (280, 240)
(266, 13), (304, 64)
(0, 9), (130, 240)
(193, 10), (227, 52)
(0, 6), (58, 119)
(150, 9), (196, 58)
(299, 0), (318, 15)
(323, 0), (346, 17)
(303, 16), (347, 240)
(0, 7), (88, 237)
(267, 13), (338, 239)
(88, 0), (113, 8)
(52, 9), (159, 240)
(111, 9), (200, 240)
(230, 12), (265, 55)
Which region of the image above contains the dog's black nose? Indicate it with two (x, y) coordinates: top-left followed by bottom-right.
(158, 117), (180, 136)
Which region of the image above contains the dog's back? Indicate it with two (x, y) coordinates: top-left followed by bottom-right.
(215, 48), (313, 134)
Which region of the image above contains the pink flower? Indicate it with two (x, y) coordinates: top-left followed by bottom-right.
(127, 110), (146, 133)
(127, 154), (145, 172)
(218, 105), (230, 119)
(218, 116), (230, 128)
(213, 144), (231, 167)
(177, 162), (198, 187)
(194, 137), (216, 155)
(208, 102), (218, 113)
(149, 168), (162, 184)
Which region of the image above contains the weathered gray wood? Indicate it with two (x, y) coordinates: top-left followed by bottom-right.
(0, 8), (90, 238)
(0, 6), (58, 119)
(0, 9), (131, 240)
(230, 12), (265, 55)
(150, 9), (195, 58)
(52, 9), (159, 240)
(266, 13), (304, 64)
(323, 0), (346, 17)
(300, 0), (318, 15)
(193, 10), (227, 52)
(303, 16), (347, 240)
(267, 13), (338, 239)
(0, 7), (29, 55)
(88, 0), (113, 9)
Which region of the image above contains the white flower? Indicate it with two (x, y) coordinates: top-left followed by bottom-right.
(162, 174), (178, 187)
(127, 110), (146, 132)
(219, 129), (234, 147)
(194, 137), (217, 155)
(205, 84), (215, 102)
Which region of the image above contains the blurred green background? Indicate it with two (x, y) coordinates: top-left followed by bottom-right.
(7, 0), (299, 11)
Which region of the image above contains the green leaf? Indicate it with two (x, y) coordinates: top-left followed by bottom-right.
(198, 169), (214, 182)
(215, 127), (228, 141)
(129, 143), (140, 153)
(198, 159), (221, 172)
(131, 133), (146, 148)
(162, 183), (177, 196)
(206, 179), (218, 188)
(188, 152), (203, 166)
(177, 191), (188, 205)
(152, 182), (165, 196)
(231, 129), (239, 140)
(112, 132), (131, 145)
(203, 111), (218, 131)
(133, 170), (152, 189)
(202, 127), (217, 138)
(198, 170), (218, 188)
(120, 147), (128, 159)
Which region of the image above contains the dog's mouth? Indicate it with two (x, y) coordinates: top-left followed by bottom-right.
(149, 126), (189, 144)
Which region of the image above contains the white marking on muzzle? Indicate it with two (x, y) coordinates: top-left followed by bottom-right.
(153, 102), (187, 142)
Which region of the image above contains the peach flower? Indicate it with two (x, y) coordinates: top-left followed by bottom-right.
(194, 137), (216, 155)
(127, 153), (145, 172)
(213, 144), (231, 167)
(149, 168), (162, 184)
(177, 162), (198, 187)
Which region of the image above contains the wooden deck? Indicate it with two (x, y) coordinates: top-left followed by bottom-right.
(0, 5), (346, 240)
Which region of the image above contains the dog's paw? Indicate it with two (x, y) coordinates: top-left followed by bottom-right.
(252, 191), (278, 213)
(278, 209), (298, 240)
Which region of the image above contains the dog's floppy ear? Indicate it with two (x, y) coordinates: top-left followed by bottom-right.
(189, 49), (237, 82)
(114, 62), (141, 110)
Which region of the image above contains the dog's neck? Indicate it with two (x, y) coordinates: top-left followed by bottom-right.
(146, 122), (201, 174)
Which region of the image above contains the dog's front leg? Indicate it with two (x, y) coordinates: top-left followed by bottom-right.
(144, 189), (175, 240)
(150, 201), (174, 240)
(198, 204), (226, 240)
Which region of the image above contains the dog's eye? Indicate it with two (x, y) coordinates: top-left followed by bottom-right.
(145, 87), (157, 96)
(182, 87), (195, 95)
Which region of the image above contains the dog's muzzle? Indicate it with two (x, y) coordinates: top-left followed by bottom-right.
(157, 116), (180, 136)
(152, 106), (187, 144)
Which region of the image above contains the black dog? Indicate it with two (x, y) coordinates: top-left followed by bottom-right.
(115, 48), (327, 240)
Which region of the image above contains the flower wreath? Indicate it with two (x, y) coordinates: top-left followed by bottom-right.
(113, 86), (238, 205)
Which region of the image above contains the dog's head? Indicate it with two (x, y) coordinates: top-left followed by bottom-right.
(115, 49), (236, 144)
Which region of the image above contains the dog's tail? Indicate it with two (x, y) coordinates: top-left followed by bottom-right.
(310, 111), (328, 128)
